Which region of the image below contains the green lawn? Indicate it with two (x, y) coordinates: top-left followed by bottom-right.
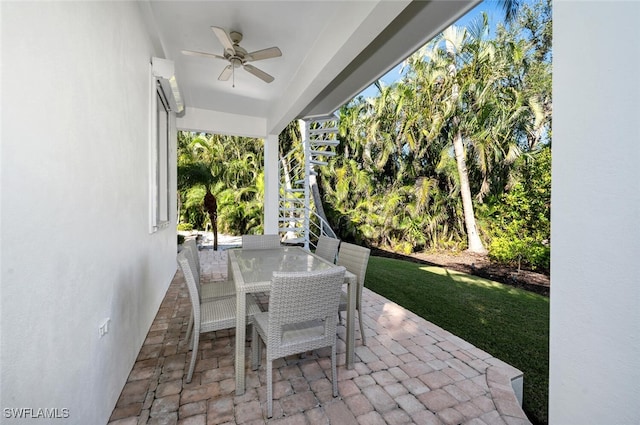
(365, 256), (549, 425)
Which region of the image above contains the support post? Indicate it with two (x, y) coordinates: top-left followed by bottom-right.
(263, 134), (279, 235)
(300, 119), (311, 249)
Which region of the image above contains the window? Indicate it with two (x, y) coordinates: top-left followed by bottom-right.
(150, 70), (171, 232)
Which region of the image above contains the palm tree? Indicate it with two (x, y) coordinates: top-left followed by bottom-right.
(497, 0), (520, 23)
(178, 133), (224, 249)
(417, 25), (487, 254)
(203, 187), (218, 250)
(496, 0), (552, 152)
(407, 14), (526, 253)
(179, 132), (266, 239)
(178, 158), (219, 249)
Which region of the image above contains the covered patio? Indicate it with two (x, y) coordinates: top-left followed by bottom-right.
(108, 247), (528, 425)
(4, 1), (640, 424)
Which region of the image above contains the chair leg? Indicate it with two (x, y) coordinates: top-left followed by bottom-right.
(331, 344), (338, 397)
(357, 308), (367, 346)
(186, 331), (199, 383)
(185, 311), (193, 344)
(251, 326), (260, 371)
(267, 358), (273, 418)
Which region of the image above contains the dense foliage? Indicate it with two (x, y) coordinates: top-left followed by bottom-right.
(319, 0), (551, 270)
(177, 132), (265, 235)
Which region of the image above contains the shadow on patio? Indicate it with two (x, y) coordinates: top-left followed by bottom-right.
(108, 249), (529, 425)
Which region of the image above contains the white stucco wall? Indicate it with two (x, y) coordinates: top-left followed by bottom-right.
(551, 2), (640, 424)
(1, 2), (177, 423)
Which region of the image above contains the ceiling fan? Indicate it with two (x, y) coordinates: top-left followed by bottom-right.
(182, 26), (282, 86)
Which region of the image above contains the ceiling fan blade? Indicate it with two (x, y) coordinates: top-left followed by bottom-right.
(218, 65), (233, 81)
(211, 26), (235, 56)
(246, 47), (282, 62)
(181, 49), (225, 60)
(243, 64), (274, 83)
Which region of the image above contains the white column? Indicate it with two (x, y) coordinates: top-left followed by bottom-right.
(263, 134), (279, 234)
(551, 2), (640, 424)
(300, 119), (310, 249)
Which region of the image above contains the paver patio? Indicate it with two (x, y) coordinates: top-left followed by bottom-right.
(108, 246), (530, 425)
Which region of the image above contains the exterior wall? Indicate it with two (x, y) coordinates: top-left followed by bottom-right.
(0, 2), (177, 424)
(551, 2), (640, 423)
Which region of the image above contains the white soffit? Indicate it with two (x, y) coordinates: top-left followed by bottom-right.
(145, 0), (479, 137)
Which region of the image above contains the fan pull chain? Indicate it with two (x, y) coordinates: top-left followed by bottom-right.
(232, 65), (235, 88)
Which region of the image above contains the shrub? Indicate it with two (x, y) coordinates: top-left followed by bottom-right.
(483, 147), (551, 273)
(489, 236), (550, 272)
(393, 241), (414, 255)
(177, 223), (194, 231)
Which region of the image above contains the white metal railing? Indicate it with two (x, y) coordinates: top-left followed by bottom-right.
(307, 207), (337, 250)
(278, 116), (339, 249)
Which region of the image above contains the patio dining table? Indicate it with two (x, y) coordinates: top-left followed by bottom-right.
(228, 246), (356, 396)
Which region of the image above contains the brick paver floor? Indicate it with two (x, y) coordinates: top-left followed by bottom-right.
(108, 247), (530, 425)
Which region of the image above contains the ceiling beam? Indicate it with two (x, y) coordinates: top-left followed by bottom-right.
(300, 0), (480, 118)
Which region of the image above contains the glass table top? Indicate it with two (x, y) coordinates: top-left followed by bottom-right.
(232, 247), (334, 284)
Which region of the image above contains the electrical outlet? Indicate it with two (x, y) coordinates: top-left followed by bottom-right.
(99, 318), (111, 338)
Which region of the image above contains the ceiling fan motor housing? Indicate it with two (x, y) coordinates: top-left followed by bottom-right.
(225, 44), (248, 64)
(183, 26), (281, 84)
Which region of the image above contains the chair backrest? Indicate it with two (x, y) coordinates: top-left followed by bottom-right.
(337, 242), (371, 306)
(177, 250), (202, 319)
(268, 267), (346, 347)
(181, 244), (201, 284)
(183, 238), (200, 274)
(315, 236), (340, 263)
(242, 234), (281, 249)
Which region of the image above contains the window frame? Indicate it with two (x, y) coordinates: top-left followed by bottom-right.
(149, 66), (172, 233)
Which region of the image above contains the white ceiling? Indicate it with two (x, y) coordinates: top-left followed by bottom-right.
(144, 0), (479, 137)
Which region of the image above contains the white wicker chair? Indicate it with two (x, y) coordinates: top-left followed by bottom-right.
(241, 234), (281, 249)
(181, 244), (236, 343)
(177, 250), (261, 383)
(337, 242), (371, 346)
(251, 266), (346, 418)
(181, 244), (235, 298)
(183, 238), (200, 272)
(314, 235), (340, 263)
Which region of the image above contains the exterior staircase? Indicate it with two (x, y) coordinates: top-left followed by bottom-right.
(279, 115), (339, 249)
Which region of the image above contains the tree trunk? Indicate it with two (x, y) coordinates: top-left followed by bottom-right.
(447, 54), (486, 255)
(177, 191), (182, 224)
(309, 174), (334, 237)
(452, 129), (487, 254)
(204, 187), (218, 251)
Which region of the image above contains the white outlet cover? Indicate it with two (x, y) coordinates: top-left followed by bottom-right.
(99, 318), (111, 337)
